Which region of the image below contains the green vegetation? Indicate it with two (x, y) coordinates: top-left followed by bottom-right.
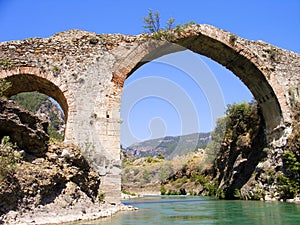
(276, 174), (298, 199)
(0, 58), (14, 70)
(48, 126), (64, 142)
(0, 78), (11, 97)
(143, 9), (162, 33)
(0, 136), (21, 182)
(160, 186), (187, 196)
(51, 65), (60, 77)
(159, 163), (173, 182)
(160, 184), (167, 195)
(229, 34), (237, 45)
(220, 101), (262, 151)
(11, 92), (48, 112)
(205, 102), (258, 168)
(121, 188), (136, 196)
(233, 189), (242, 199)
(157, 153), (165, 160)
(142, 169), (151, 183)
(143, 9), (196, 40)
(269, 48), (278, 61)
(1, 81), (63, 142)
(277, 102), (300, 199)
(190, 174), (207, 186)
(225, 101), (254, 136)
(52, 65), (59, 72)
(146, 156), (160, 164)
(97, 190), (105, 202)
(122, 148), (205, 194)
(205, 117), (226, 163)
(283, 150), (300, 180)
(178, 101), (267, 199)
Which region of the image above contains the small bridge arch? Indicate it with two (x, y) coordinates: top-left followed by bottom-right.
(0, 66), (74, 139)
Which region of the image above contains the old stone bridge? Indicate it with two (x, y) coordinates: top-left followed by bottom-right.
(0, 24), (299, 203)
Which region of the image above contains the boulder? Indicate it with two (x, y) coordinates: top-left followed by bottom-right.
(0, 98), (49, 155)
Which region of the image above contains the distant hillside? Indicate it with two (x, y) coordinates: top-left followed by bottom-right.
(11, 91), (48, 112)
(125, 132), (210, 160)
(122, 149), (206, 196)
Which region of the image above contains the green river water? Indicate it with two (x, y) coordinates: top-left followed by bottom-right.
(74, 196), (300, 225)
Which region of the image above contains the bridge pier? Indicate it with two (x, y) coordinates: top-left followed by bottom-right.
(61, 52), (123, 203)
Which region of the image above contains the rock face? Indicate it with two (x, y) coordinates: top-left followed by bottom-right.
(0, 142), (103, 224)
(37, 98), (65, 135)
(0, 99), (132, 224)
(212, 103), (267, 199)
(0, 98), (49, 155)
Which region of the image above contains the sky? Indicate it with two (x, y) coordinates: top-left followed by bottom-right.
(1, 0), (299, 146)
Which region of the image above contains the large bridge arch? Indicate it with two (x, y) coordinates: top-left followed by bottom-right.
(111, 25), (291, 140)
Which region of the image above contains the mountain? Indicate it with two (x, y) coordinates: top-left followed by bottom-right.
(125, 132), (211, 160)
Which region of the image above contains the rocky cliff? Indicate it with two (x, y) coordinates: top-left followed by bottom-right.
(0, 99), (133, 224)
(160, 101), (300, 201)
(0, 98), (49, 155)
(206, 101), (300, 201)
(212, 102), (267, 199)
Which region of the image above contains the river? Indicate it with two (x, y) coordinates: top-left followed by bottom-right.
(73, 196), (300, 225)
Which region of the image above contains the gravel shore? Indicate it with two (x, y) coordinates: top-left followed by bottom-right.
(2, 202), (137, 225)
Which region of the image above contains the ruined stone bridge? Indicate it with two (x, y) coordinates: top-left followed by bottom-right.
(0, 24), (299, 203)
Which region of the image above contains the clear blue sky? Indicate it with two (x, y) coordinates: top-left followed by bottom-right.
(1, 0), (299, 146)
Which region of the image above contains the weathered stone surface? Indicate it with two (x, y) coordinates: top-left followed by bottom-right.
(0, 24), (299, 202)
(0, 142), (100, 218)
(0, 98), (49, 155)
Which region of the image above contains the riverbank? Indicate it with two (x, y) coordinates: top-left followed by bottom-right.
(0, 141), (136, 225)
(2, 202), (137, 225)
